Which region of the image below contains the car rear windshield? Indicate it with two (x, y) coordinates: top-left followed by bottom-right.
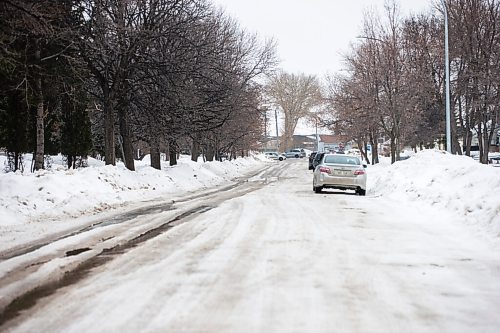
(324, 155), (360, 165)
(315, 153), (324, 160)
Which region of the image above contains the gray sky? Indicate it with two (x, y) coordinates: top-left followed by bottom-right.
(211, 0), (433, 77)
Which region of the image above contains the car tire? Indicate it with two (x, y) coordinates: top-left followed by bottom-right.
(314, 186), (322, 193)
(279, 157), (283, 161)
(295, 154), (299, 158)
(357, 188), (366, 196)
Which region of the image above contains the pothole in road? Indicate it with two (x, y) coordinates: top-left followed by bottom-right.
(65, 248), (91, 257)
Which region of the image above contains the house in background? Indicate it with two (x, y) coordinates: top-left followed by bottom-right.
(261, 136), (280, 152)
(291, 135), (317, 151)
(290, 134), (353, 152)
(260, 135), (317, 152)
(317, 134), (352, 152)
(260, 134), (354, 153)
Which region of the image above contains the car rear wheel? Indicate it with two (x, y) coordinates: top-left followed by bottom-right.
(357, 188), (366, 196)
(314, 186), (322, 193)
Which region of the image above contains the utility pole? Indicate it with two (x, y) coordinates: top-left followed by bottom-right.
(264, 108), (267, 150)
(274, 108), (280, 152)
(441, 0), (452, 153)
(315, 116), (319, 151)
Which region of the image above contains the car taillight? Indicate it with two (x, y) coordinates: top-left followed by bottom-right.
(319, 166), (331, 174)
(354, 169), (365, 175)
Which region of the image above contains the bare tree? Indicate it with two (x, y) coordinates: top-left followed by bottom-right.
(76, 0), (205, 169)
(1, 0), (276, 172)
(323, 0), (500, 165)
(448, 0), (500, 162)
(326, 3), (413, 164)
(401, 13), (446, 151)
(266, 72), (322, 151)
(129, 5), (276, 167)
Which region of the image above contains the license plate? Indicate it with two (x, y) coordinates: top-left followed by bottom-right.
(334, 169), (350, 176)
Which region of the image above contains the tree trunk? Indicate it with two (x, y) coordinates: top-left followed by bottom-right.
(13, 151), (22, 172)
(481, 130), (490, 164)
(34, 42), (44, 171)
(150, 138), (161, 170)
(464, 131), (472, 156)
(369, 133), (379, 164)
(451, 111), (461, 155)
(169, 139), (177, 166)
(371, 143), (379, 164)
(104, 97), (115, 165)
(394, 127), (401, 162)
(34, 83), (45, 171)
(357, 139), (369, 164)
(191, 139), (200, 162)
(118, 108), (135, 171)
(390, 135), (396, 164)
(480, 121), (492, 164)
(478, 122), (485, 163)
(205, 143), (215, 161)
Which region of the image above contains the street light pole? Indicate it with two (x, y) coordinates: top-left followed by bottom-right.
(264, 108), (267, 144)
(274, 107), (280, 152)
(441, 0), (452, 153)
(315, 116), (320, 151)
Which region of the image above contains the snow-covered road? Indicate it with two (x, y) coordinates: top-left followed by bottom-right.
(3, 158), (500, 332)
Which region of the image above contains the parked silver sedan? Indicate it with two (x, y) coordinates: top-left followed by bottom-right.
(312, 154), (367, 195)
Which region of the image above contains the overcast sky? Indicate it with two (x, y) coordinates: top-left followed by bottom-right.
(211, 0), (434, 77)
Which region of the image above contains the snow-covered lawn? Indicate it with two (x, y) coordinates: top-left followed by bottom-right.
(0, 149), (499, 250)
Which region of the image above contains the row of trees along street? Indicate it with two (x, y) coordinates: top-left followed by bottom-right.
(2, 0), (499, 172)
(0, 0), (277, 172)
(323, 0), (500, 165)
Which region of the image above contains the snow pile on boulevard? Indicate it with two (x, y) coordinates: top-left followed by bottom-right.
(0, 154), (266, 227)
(368, 149), (500, 238)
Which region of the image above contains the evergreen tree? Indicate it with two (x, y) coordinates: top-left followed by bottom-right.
(60, 88), (92, 169)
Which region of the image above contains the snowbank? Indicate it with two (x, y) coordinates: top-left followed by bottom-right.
(368, 149), (500, 238)
(0, 154), (267, 227)
(0, 150), (498, 248)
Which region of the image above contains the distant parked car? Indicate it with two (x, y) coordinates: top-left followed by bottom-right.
(264, 152), (285, 161)
(346, 148), (361, 156)
(264, 152), (277, 160)
(312, 152), (325, 170)
(489, 154), (500, 166)
(284, 148), (305, 158)
(308, 152), (317, 170)
(312, 154), (367, 195)
(396, 153), (411, 161)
